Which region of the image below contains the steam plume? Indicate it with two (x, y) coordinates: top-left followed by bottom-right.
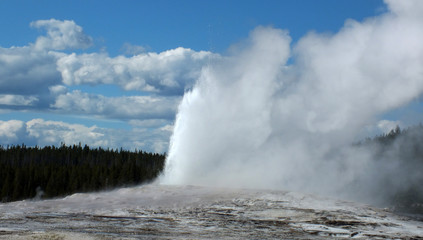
(161, 0), (423, 201)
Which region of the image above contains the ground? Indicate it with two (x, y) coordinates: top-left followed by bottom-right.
(0, 184), (422, 239)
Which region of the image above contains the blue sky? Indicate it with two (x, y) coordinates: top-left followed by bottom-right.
(1, 0), (384, 54)
(2, 0), (421, 153)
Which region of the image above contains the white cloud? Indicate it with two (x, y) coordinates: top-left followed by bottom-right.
(0, 18), (214, 152)
(26, 118), (106, 147)
(48, 85), (68, 95)
(51, 90), (180, 120)
(0, 118), (169, 152)
(0, 46), (61, 95)
(131, 126), (172, 153)
(56, 47), (218, 94)
(129, 119), (172, 128)
(160, 124), (174, 132)
(0, 18), (215, 127)
(0, 94), (38, 106)
(30, 19), (93, 50)
(0, 18), (93, 97)
(0, 120), (27, 143)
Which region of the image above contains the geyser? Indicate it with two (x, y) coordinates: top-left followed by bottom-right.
(161, 0), (423, 202)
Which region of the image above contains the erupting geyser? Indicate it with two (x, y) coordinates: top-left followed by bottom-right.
(161, 0), (423, 203)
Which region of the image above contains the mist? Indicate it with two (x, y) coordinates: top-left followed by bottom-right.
(160, 0), (423, 204)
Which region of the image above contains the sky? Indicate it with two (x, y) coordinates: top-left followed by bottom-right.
(1, 0), (420, 153)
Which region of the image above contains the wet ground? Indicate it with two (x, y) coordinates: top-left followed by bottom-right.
(0, 184), (422, 239)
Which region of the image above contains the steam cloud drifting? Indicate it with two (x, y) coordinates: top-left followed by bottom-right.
(161, 0), (423, 202)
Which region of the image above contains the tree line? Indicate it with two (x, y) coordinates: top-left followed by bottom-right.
(2, 125), (423, 216)
(0, 143), (165, 202)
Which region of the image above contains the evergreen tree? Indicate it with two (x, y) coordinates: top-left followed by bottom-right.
(0, 144), (165, 202)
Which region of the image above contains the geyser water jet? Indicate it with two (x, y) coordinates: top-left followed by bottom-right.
(161, 0), (423, 203)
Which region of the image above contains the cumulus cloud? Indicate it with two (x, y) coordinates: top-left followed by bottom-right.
(0, 18), (215, 130)
(51, 90), (180, 120)
(0, 18), (220, 151)
(0, 118), (170, 152)
(56, 47), (218, 95)
(0, 19), (215, 100)
(0, 120), (29, 143)
(48, 85), (68, 95)
(26, 118), (105, 146)
(0, 46), (61, 95)
(162, 0), (423, 204)
(129, 119), (172, 128)
(0, 19), (92, 97)
(30, 19), (93, 50)
(131, 125), (173, 153)
(0, 94), (38, 106)
(0, 18), (93, 96)
(26, 118), (172, 153)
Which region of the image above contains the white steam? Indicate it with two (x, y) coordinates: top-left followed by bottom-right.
(161, 0), (423, 200)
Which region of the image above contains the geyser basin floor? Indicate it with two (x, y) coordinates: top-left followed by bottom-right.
(0, 185), (422, 239)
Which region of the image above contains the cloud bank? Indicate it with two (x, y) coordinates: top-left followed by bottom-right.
(0, 18), (218, 151)
(30, 19), (93, 50)
(57, 48), (218, 95)
(0, 119), (172, 153)
(162, 0), (423, 203)
(51, 90), (180, 120)
(0, 19), (215, 117)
